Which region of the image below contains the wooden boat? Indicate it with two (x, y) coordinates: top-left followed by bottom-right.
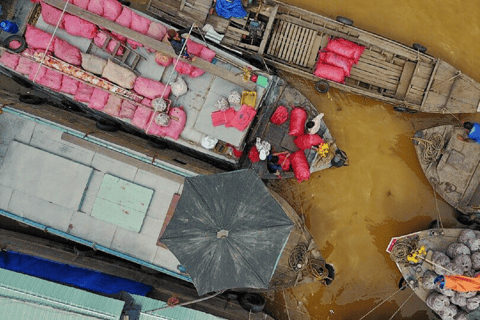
(147, 0), (480, 114)
(0, 0), (347, 181)
(413, 125), (480, 225)
(0, 106), (334, 298)
(387, 228), (480, 319)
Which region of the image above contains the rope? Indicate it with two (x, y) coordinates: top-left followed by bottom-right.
(431, 185), (445, 230)
(145, 24), (195, 134)
(358, 284), (408, 320)
(387, 291), (415, 320)
(307, 259), (329, 281)
(412, 132), (444, 165)
(389, 237), (418, 264)
(288, 243), (307, 272)
(32, 0), (71, 83)
(142, 289), (224, 313)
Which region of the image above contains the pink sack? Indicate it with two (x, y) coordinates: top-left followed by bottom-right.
(155, 52), (173, 67)
(199, 47), (216, 62)
(175, 60), (193, 75)
(294, 134), (324, 150)
(189, 67), (205, 78)
(64, 15), (98, 39)
(111, 31), (127, 42)
(120, 100), (137, 119)
(313, 62), (345, 83)
(289, 107), (307, 137)
(127, 38), (143, 49)
(145, 116), (166, 137)
(230, 105), (256, 131)
(102, 0), (123, 21)
(211, 108), (236, 127)
(186, 39), (204, 56)
(337, 38), (365, 63)
(141, 98), (152, 107)
(115, 7), (132, 28)
(88, 88), (109, 110)
(25, 25), (55, 51)
(94, 32), (124, 56)
(131, 12), (151, 35)
(59, 76), (80, 95)
(72, 0), (90, 10)
(54, 38), (82, 66)
(325, 38), (365, 63)
(87, 0), (103, 16)
(74, 83), (95, 102)
(103, 94), (122, 117)
(37, 69), (63, 91)
(15, 49), (35, 75)
(270, 106), (289, 125)
(147, 22), (167, 40)
(0, 51), (20, 69)
(131, 106), (153, 130)
(29, 62), (47, 82)
(290, 150), (310, 183)
(164, 107), (186, 140)
(133, 76), (171, 99)
(40, 2), (67, 28)
(319, 51), (354, 77)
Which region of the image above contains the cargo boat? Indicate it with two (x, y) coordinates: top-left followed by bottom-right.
(0, 0), (347, 181)
(147, 0), (480, 114)
(413, 125), (480, 225)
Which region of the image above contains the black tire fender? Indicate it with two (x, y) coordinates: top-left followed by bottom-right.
(315, 80), (330, 93)
(455, 210), (475, 225)
(398, 277), (407, 290)
(324, 263), (335, 285)
(393, 106), (409, 113)
(238, 293), (265, 313)
(11, 74), (33, 88)
(19, 94), (44, 105)
(331, 149), (347, 168)
(118, 0), (131, 6)
(336, 16), (354, 26)
(413, 43), (427, 53)
(147, 138), (168, 149)
(95, 120), (118, 132)
(3, 35), (27, 53)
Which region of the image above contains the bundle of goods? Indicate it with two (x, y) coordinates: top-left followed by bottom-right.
(174, 41), (216, 78)
(313, 38), (365, 83)
(418, 229), (480, 319)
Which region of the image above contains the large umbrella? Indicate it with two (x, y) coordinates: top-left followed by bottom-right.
(161, 170), (294, 295)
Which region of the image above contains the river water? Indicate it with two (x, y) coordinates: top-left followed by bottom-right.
(264, 0), (480, 319)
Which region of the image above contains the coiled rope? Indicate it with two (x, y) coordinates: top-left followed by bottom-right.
(307, 258), (328, 281)
(288, 243), (307, 272)
(389, 237), (419, 264)
(412, 133), (444, 165)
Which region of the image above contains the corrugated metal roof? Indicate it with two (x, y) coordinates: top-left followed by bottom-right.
(0, 268), (124, 320)
(132, 294), (225, 320)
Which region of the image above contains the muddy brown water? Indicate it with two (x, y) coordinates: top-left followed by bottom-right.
(262, 0), (480, 319)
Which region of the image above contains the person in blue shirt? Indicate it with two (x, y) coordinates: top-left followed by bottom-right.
(166, 27), (195, 61)
(458, 122), (480, 143)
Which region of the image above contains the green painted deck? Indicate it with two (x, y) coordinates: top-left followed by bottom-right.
(91, 174), (154, 232)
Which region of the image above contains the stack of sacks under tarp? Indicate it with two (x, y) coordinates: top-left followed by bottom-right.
(172, 39), (216, 78)
(313, 38), (365, 83)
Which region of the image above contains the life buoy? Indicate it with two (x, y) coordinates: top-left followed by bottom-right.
(3, 35), (26, 53)
(315, 80), (330, 93)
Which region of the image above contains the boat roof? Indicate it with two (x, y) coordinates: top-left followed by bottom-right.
(0, 107), (194, 282)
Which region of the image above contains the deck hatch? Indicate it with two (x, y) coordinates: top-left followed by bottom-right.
(91, 174), (154, 232)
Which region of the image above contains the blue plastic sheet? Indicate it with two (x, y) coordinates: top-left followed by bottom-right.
(215, 0), (247, 19)
(0, 251), (152, 296)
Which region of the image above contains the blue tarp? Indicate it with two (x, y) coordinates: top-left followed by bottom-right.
(215, 0), (247, 19)
(0, 251), (152, 296)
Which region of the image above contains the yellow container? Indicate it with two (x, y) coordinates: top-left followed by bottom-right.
(241, 91), (257, 108)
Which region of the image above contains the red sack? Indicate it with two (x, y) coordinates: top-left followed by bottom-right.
(0, 51), (20, 69)
(40, 2), (67, 28)
(189, 67), (205, 78)
(148, 22), (168, 41)
(115, 7), (132, 28)
(337, 38), (365, 63)
(54, 38), (82, 66)
(230, 105), (256, 131)
(289, 107), (307, 137)
(88, 88), (109, 110)
(74, 82), (95, 102)
(103, 94), (122, 117)
(120, 100), (137, 119)
(131, 12), (151, 35)
(175, 60), (193, 75)
(319, 51), (354, 77)
(294, 134), (324, 150)
(248, 146), (260, 163)
(186, 39), (205, 56)
(131, 106), (153, 130)
(25, 25), (55, 51)
(59, 76), (80, 95)
(155, 53), (173, 67)
(72, 0), (90, 10)
(133, 76), (171, 99)
(164, 107), (186, 140)
(211, 108), (236, 127)
(199, 47), (216, 62)
(87, 0), (103, 15)
(325, 38), (365, 63)
(270, 105), (289, 125)
(277, 153), (291, 171)
(15, 49), (35, 74)
(102, 0), (123, 21)
(29, 62), (47, 82)
(313, 62), (345, 83)
(290, 150), (310, 183)
(64, 15), (98, 39)
(141, 98), (151, 107)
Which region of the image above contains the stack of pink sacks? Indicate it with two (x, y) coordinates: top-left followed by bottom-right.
(313, 38), (365, 83)
(173, 39), (216, 78)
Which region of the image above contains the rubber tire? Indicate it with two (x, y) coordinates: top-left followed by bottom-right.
(455, 210), (475, 225)
(315, 80), (330, 93)
(95, 121), (118, 132)
(11, 74), (32, 88)
(331, 149), (347, 168)
(238, 293), (265, 313)
(147, 138), (168, 150)
(393, 106), (409, 113)
(118, 0), (131, 6)
(427, 219), (439, 230)
(3, 35), (26, 53)
(398, 277), (407, 290)
(413, 43), (427, 53)
(336, 16), (354, 26)
(247, 55), (265, 70)
(19, 94), (44, 105)
(324, 263), (335, 285)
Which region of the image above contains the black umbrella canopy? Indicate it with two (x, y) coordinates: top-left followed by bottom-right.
(161, 170), (294, 295)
